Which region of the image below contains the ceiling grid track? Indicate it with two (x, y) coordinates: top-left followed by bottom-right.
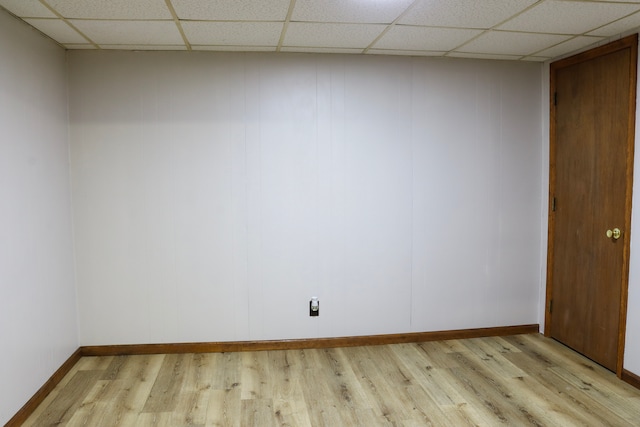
(277, 0), (297, 52)
(362, 0), (421, 55)
(165, 0), (191, 51)
(39, 0), (100, 49)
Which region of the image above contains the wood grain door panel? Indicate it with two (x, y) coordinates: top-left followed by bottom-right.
(547, 35), (637, 373)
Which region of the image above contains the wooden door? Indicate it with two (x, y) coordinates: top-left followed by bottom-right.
(546, 35), (637, 374)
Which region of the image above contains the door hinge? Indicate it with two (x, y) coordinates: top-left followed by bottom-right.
(549, 299), (553, 313)
(552, 197), (557, 212)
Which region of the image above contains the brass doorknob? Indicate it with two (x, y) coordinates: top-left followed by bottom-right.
(606, 228), (621, 240)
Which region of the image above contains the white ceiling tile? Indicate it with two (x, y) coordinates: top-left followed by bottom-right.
(192, 45), (276, 51)
(447, 52), (524, 61)
(99, 45), (188, 51)
(182, 21), (283, 46)
(24, 18), (88, 43)
(498, 0), (640, 34)
(0, 0), (56, 18)
(64, 44), (98, 49)
(366, 49), (445, 57)
(291, 0), (414, 24)
(533, 35), (605, 58)
(281, 46), (364, 54)
(5, 0), (640, 59)
(45, 0), (172, 19)
(588, 10), (640, 37)
(399, 0), (537, 28)
(373, 26), (481, 51)
(284, 22), (386, 49)
(71, 20), (184, 45)
(459, 31), (570, 56)
(171, 0), (290, 21)
(521, 56), (550, 62)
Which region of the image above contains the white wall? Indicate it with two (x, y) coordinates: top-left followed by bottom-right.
(625, 41), (640, 377)
(628, 142), (640, 375)
(0, 11), (78, 425)
(69, 51), (544, 346)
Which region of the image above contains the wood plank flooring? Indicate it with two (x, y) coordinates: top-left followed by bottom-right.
(22, 334), (640, 426)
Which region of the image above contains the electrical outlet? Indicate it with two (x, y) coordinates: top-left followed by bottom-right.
(310, 297), (319, 317)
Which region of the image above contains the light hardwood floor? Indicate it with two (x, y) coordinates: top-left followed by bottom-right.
(22, 333), (640, 426)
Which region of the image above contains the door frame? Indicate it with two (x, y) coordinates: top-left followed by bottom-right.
(545, 34), (638, 377)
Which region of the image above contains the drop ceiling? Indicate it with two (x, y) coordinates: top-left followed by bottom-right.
(2, 0), (640, 61)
